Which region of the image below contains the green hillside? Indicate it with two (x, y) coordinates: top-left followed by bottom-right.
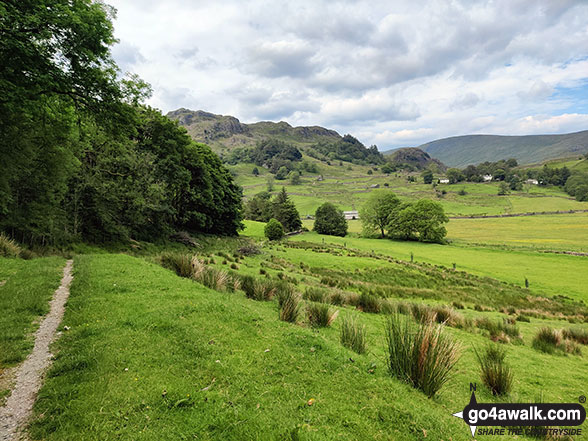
(419, 131), (588, 167)
(167, 108), (342, 156)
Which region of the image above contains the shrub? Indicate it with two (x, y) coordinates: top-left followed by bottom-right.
(359, 293), (381, 313)
(474, 344), (513, 396)
(307, 303), (338, 328)
(0, 233), (22, 258)
(340, 316), (367, 354)
(278, 286), (301, 323)
(259, 268), (266, 275)
(385, 314), (461, 397)
(264, 218), (284, 241)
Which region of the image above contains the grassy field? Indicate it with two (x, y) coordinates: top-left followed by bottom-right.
(28, 254), (588, 440)
(304, 213), (588, 253)
(447, 213), (588, 252)
(232, 160), (588, 217)
(0, 257), (65, 370)
(258, 224), (588, 303)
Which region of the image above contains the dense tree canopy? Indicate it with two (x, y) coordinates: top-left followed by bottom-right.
(243, 188), (301, 232)
(360, 192), (401, 238)
(314, 203), (347, 237)
(0, 0), (242, 244)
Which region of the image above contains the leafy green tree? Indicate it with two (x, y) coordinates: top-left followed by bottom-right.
(289, 171), (301, 185)
(264, 218), (284, 241)
(446, 168), (464, 184)
(360, 192), (401, 238)
(271, 188), (302, 232)
(314, 203), (347, 237)
(422, 170), (434, 184)
(565, 172), (588, 201)
(276, 166), (289, 180)
(390, 200), (448, 243)
(244, 192), (272, 222)
(498, 182), (510, 195)
(252, 167), (259, 176)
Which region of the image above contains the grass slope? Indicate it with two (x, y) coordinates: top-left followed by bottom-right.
(284, 229), (588, 303)
(29, 254), (465, 440)
(29, 253), (588, 440)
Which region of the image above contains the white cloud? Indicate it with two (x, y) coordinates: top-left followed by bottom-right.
(107, 0), (588, 149)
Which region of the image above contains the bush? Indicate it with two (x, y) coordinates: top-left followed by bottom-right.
(340, 316), (367, 354)
(307, 303), (338, 327)
(475, 344), (513, 396)
(359, 293), (381, 313)
(385, 314), (461, 397)
(0, 233), (22, 258)
(264, 218), (284, 241)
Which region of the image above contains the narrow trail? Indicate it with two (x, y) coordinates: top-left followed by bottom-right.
(0, 260), (74, 441)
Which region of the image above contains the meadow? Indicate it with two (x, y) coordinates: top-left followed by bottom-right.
(26, 253), (588, 440)
(232, 159), (588, 217)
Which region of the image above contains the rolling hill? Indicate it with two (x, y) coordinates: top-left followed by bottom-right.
(384, 147), (447, 171)
(418, 130), (588, 167)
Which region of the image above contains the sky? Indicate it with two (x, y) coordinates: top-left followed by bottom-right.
(108, 0), (588, 150)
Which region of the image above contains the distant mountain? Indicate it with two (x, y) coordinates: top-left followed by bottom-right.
(385, 147), (447, 171)
(418, 130), (588, 167)
(167, 108), (342, 154)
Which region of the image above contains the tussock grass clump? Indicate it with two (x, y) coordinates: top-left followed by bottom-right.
(395, 301), (412, 315)
(452, 301), (465, 310)
(380, 299), (396, 314)
(304, 287), (328, 303)
(359, 293), (381, 313)
(277, 286), (301, 323)
(307, 303), (338, 328)
(0, 233), (22, 258)
(516, 315), (531, 323)
(475, 317), (522, 343)
(191, 257), (233, 292)
(340, 316), (367, 354)
(253, 279), (277, 301)
(385, 314), (462, 397)
(533, 327), (582, 356)
(562, 327), (588, 345)
(160, 253), (193, 278)
(475, 344), (513, 396)
(328, 289), (346, 306)
(410, 303), (436, 323)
